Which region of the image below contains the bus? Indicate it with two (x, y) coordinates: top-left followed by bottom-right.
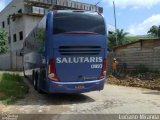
(23, 10), (107, 93)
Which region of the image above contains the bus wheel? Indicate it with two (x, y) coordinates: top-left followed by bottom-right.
(33, 72), (38, 90)
(32, 71), (35, 81)
(37, 73), (45, 94)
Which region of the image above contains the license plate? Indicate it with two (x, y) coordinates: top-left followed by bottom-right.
(75, 85), (85, 89)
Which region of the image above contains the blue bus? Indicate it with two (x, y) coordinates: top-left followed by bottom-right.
(23, 10), (107, 93)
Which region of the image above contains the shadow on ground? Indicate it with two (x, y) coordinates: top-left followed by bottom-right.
(14, 77), (95, 106)
(142, 91), (160, 95)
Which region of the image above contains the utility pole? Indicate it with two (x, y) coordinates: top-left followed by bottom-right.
(113, 1), (118, 46)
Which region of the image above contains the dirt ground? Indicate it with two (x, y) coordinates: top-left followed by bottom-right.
(108, 74), (160, 91)
(0, 72), (160, 120)
(0, 78), (160, 114)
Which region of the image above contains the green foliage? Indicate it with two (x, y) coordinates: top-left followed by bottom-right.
(0, 73), (29, 105)
(148, 25), (160, 37)
(126, 36), (141, 42)
(116, 29), (129, 45)
(108, 29), (128, 50)
(0, 28), (8, 54)
(108, 28), (157, 51)
(108, 33), (116, 50)
(126, 36), (154, 43)
(134, 64), (149, 74)
(37, 28), (45, 53)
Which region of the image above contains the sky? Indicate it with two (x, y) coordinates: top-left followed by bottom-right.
(0, 0), (160, 35)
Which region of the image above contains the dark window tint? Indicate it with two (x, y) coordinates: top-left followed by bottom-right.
(13, 34), (17, 42)
(19, 31), (23, 40)
(12, 14), (16, 22)
(53, 12), (105, 35)
(2, 21), (5, 28)
(18, 9), (22, 13)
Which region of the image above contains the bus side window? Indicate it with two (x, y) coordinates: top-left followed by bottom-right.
(46, 18), (48, 32)
(38, 23), (45, 53)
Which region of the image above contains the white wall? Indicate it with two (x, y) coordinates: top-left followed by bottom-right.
(0, 0), (43, 70)
(0, 0), (25, 52)
(0, 53), (11, 70)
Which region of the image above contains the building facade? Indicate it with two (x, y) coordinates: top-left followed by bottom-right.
(0, 0), (103, 70)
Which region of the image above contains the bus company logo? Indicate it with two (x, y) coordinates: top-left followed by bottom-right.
(56, 57), (103, 64)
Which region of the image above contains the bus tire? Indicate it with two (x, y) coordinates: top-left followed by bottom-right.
(33, 72), (38, 90)
(37, 73), (45, 94)
(32, 71), (35, 81)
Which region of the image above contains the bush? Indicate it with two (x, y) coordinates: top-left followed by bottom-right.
(0, 28), (8, 54)
(0, 73), (29, 104)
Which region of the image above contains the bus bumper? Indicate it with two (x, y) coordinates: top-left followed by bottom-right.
(46, 79), (105, 93)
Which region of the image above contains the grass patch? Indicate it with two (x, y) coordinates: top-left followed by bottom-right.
(0, 73), (29, 104)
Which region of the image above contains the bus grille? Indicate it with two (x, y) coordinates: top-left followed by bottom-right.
(59, 46), (101, 56)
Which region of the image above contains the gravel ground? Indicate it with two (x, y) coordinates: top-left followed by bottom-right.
(66, 85), (160, 114)
(0, 73), (160, 119)
(1, 79), (160, 114)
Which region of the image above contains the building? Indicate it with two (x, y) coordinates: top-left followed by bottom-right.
(114, 39), (160, 71)
(0, 0), (103, 70)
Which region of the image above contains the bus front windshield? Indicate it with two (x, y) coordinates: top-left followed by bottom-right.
(53, 12), (106, 35)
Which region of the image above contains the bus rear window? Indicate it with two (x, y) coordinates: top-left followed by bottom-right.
(53, 12), (106, 35)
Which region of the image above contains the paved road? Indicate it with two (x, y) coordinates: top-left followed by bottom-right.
(1, 78), (160, 115)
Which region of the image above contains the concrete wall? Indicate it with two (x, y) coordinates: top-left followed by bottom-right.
(12, 52), (23, 70)
(23, 15), (42, 38)
(56, 0), (99, 12)
(0, 0), (42, 52)
(0, 53), (23, 70)
(0, 53), (11, 70)
(115, 40), (160, 71)
(0, 0), (42, 70)
(0, 0), (25, 51)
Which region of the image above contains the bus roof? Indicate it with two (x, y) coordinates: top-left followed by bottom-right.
(52, 10), (101, 16)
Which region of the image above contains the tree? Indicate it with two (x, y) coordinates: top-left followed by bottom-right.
(108, 33), (116, 50)
(147, 25), (159, 37)
(0, 28), (8, 54)
(108, 29), (128, 50)
(116, 29), (129, 45)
